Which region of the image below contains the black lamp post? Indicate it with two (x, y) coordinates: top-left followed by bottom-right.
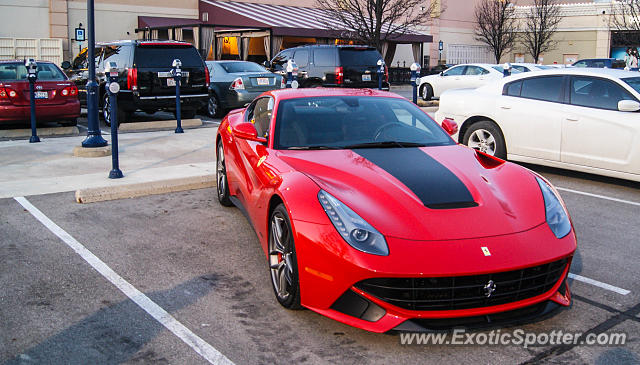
(81, 0), (108, 148)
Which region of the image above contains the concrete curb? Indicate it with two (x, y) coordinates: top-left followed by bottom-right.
(118, 119), (202, 131)
(75, 174), (216, 203)
(0, 126), (79, 138)
(73, 145), (112, 158)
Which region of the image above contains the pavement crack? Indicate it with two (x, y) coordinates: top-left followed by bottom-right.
(519, 300), (640, 364)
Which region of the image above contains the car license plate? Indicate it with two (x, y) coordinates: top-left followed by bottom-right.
(257, 77), (269, 85)
(362, 74), (372, 81)
(167, 78), (176, 87)
(34, 91), (48, 99)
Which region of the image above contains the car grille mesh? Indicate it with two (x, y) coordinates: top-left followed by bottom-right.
(354, 259), (568, 311)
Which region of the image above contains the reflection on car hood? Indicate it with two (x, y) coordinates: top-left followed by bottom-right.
(278, 145), (545, 240)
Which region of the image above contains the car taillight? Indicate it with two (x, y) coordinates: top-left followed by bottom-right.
(230, 77), (244, 90)
(280, 77), (285, 89)
(204, 66), (210, 87)
(384, 65), (389, 83)
(335, 66), (343, 85)
(0, 87), (17, 99)
(61, 85), (78, 97)
(127, 68), (138, 90)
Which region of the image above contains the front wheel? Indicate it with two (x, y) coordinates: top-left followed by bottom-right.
(462, 120), (507, 159)
(268, 204), (302, 309)
(102, 93), (124, 127)
(216, 141), (233, 207)
(420, 83), (433, 101)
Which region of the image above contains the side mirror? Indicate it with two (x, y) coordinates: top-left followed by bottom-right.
(262, 61), (270, 68)
(233, 122), (267, 143)
(618, 99), (640, 112)
(440, 71), (446, 76)
(61, 61), (71, 70)
(441, 118), (459, 136)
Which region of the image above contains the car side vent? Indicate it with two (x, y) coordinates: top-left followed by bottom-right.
(475, 150), (505, 169)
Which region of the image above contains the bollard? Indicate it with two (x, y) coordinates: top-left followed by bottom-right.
(25, 59), (40, 143)
(503, 62), (512, 77)
(105, 61), (123, 179)
(410, 62), (421, 104)
(172, 59), (184, 133)
(377, 59), (385, 90)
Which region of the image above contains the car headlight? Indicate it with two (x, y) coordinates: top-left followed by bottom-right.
(317, 190), (389, 256)
(536, 177), (571, 239)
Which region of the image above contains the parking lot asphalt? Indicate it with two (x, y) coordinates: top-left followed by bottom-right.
(1, 87), (639, 364)
(1, 166), (639, 364)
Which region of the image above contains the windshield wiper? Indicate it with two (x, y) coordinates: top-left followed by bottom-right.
(342, 141), (428, 149)
(287, 145), (339, 150)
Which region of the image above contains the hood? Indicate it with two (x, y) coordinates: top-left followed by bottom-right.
(277, 145), (546, 241)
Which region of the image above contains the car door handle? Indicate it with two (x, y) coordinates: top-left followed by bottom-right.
(566, 116), (579, 122)
(500, 105), (511, 110)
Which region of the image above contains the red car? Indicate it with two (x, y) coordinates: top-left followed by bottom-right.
(0, 60), (79, 126)
(216, 88), (576, 333)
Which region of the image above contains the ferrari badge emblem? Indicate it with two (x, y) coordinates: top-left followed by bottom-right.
(484, 280), (497, 297)
(481, 246), (491, 256)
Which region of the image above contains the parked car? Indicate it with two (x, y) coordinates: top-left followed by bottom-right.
(65, 40), (209, 126)
(204, 60), (282, 117)
(0, 60), (79, 126)
(216, 87), (576, 332)
(572, 58), (626, 69)
(435, 68), (640, 182)
(511, 63), (553, 72)
(417, 63), (513, 101)
(266, 45), (389, 90)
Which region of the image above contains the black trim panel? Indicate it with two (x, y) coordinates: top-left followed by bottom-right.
(352, 148), (476, 209)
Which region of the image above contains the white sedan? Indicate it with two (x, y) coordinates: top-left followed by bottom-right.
(434, 68), (640, 182)
(417, 63), (509, 101)
(511, 63), (554, 72)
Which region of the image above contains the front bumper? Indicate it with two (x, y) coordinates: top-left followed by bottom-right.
(0, 100), (80, 123)
(294, 219), (576, 333)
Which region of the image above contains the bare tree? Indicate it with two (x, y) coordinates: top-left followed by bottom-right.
(315, 0), (439, 52)
(610, 0), (640, 44)
(521, 0), (562, 63)
(474, 0), (518, 63)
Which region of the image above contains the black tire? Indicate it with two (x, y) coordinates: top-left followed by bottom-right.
(268, 203), (302, 309)
(421, 83), (433, 101)
(102, 93), (124, 127)
(207, 94), (223, 118)
(462, 120), (507, 160)
(60, 118), (77, 127)
(216, 141), (233, 207)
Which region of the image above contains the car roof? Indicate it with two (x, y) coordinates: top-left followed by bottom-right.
(268, 88), (406, 101)
(0, 59), (55, 64)
(503, 67), (640, 81)
(96, 40), (192, 47)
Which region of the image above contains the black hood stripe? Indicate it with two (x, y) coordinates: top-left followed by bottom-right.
(352, 148), (477, 209)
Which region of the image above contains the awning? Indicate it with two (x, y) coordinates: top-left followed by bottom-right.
(138, 16), (202, 30)
(199, 0), (432, 44)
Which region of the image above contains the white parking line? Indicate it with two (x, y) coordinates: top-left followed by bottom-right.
(13, 196), (234, 365)
(556, 187), (640, 207)
(568, 273), (631, 295)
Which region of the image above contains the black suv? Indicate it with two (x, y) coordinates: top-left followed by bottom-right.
(66, 40), (209, 125)
(266, 45), (389, 90)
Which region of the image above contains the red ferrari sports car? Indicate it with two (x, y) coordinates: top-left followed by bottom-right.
(215, 88), (576, 333)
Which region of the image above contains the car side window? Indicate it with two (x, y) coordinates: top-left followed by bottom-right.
(504, 80), (523, 96)
(573, 61), (587, 68)
(293, 50), (309, 68)
(313, 48), (335, 66)
(101, 45), (131, 69)
(520, 76), (564, 102)
(249, 97), (273, 138)
(512, 65), (528, 73)
(463, 66), (484, 75)
(442, 66), (465, 76)
(569, 76), (637, 111)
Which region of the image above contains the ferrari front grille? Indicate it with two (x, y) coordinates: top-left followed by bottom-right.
(355, 258), (568, 311)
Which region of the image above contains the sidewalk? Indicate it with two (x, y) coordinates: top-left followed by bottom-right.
(0, 128), (217, 199)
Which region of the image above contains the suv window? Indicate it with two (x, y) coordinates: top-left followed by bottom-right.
(247, 97), (273, 138)
(271, 50), (293, 71)
(338, 48), (382, 66)
(520, 76), (564, 102)
(135, 45), (203, 68)
(100, 45), (132, 69)
(293, 50), (309, 67)
(313, 48), (335, 66)
(442, 66), (465, 76)
(573, 60), (588, 68)
(570, 76), (636, 110)
(464, 66), (488, 75)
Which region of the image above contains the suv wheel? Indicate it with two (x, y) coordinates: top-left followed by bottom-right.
(102, 93), (124, 127)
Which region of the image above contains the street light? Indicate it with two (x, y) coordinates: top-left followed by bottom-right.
(81, 0), (108, 148)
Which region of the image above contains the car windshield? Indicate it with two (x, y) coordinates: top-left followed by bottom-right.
(274, 96), (455, 150)
(0, 62), (66, 81)
(135, 45), (203, 68)
(622, 77), (640, 94)
(338, 48), (382, 66)
(219, 61), (266, 73)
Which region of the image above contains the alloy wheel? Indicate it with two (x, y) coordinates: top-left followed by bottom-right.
(269, 212), (294, 301)
(468, 129), (496, 155)
(216, 144), (226, 199)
